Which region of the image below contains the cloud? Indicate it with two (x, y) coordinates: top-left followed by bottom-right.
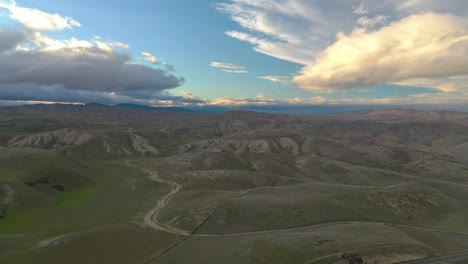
(210, 61), (244, 70)
(218, 0), (357, 65)
(325, 92), (468, 106)
(210, 61), (248, 73)
(221, 69), (248, 74)
(0, 83), (202, 106)
(357, 15), (389, 28)
(395, 0), (468, 14)
(293, 13), (468, 92)
(209, 96), (275, 106)
(92, 36), (130, 51)
(207, 94), (328, 106)
(0, 39), (184, 92)
(258, 76), (291, 84)
(288, 96), (326, 105)
(0, 29), (24, 52)
(141, 52), (158, 63)
(219, 0), (468, 92)
(0, 0), (80, 31)
(354, 3), (369, 15)
(0, 3), (185, 105)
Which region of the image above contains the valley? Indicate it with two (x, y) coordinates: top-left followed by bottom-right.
(1, 105), (468, 264)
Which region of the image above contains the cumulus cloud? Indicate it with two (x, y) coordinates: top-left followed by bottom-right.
(0, 36), (184, 92)
(210, 61), (248, 73)
(0, 0), (81, 31)
(293, 13), (468, 91)
(0, 3), (185, 105)
(219, 0), (468, 92)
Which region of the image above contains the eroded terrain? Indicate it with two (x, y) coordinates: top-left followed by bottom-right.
(1, 105), (468, 264)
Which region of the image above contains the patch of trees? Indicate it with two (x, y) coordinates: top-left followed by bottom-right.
(52, 185), (65, 192)
(341, 253), (367, 264)
(24, 177), (65, 192)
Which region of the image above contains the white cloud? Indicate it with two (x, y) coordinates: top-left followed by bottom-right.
(354, 3), (369, 15)
(288, 96), (326, 105)
(210, 61), (244, 70)
(258, 76), (291, 84)
(222, 69), (248, 74)
(218, 0), (360, 65)
(209, 96), (275, 106)
(210, 61), (247, 73)
(293, 13), (468, 92)
(397, 0), (425, 10)
(0, 0), (80, 31)
(357, 15), (390, 28)
(93, 36), (130, 51)
(208, 94), (326, 106)
(395, 76), (468, 92)
(141, 52), (158, 63)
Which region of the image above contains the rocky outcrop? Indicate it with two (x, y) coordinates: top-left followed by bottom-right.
(8, 129), (92, 148)
(177, 137), (300, 155)
(129, 134), (159, 155)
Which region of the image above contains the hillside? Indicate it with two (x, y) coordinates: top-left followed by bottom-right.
(1, 106), (468, 264)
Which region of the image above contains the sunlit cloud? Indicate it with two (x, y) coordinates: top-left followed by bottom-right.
(141, 52), (158, 63)
(293, 13), (468, 92)
(258, 76), (291, 84)
(219, 0), (468, 93)
(0, 0), (81, 31)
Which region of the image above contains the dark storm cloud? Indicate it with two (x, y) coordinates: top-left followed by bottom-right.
(0, 46), (184, 92)
(0, 83), (122, 104)
(0, 29), (25, 52)
(0, 83), (205, 106)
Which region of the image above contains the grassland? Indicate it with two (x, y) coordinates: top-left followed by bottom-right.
(0, 148), (182, 263)
(1, 106), (468, 263)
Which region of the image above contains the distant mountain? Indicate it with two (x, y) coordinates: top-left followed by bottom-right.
(114, 103), (193, 113)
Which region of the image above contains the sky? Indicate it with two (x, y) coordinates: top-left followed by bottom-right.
(0, 0), (468, 109)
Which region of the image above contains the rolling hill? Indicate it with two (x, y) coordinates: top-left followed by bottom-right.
(1, 105), (468, 264)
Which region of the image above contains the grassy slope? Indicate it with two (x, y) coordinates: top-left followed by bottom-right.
(1, 108), (468, 264)
(152, 222), (434, 264)
(0, 149), (181, 263)
(160, 180), (468, 235)
(1, 226), (181, 264)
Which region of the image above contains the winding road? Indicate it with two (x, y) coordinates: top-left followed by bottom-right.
(137, 166), (190, 236)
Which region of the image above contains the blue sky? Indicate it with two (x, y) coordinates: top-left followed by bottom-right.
(0, 0), (468, 108)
